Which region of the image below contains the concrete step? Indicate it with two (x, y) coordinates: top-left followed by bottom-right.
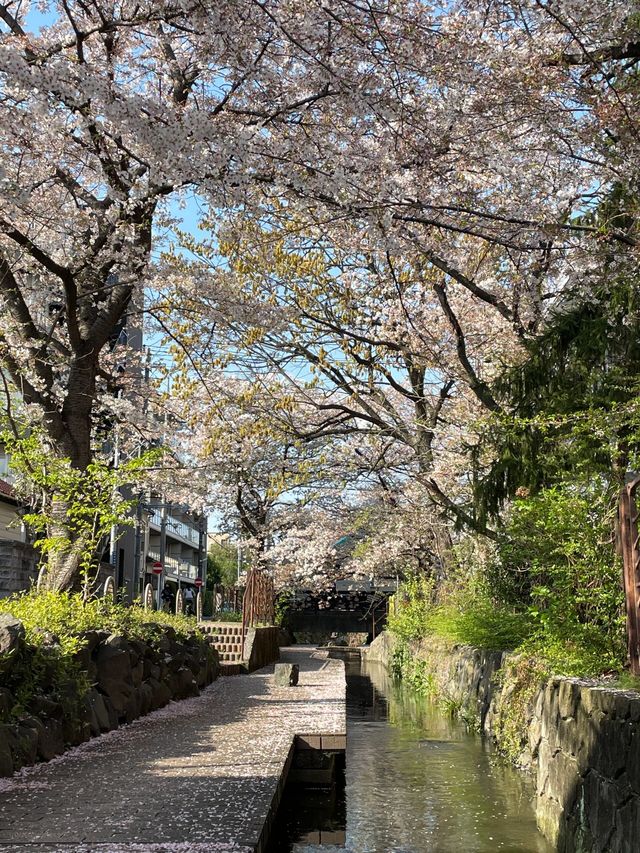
(218, 662), (244, 676)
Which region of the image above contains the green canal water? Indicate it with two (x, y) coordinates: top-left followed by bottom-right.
(269, 658), (554, 853)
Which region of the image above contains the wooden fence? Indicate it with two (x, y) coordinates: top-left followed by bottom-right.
(620, 476), (640, 675)
(241, 567), (275, 657)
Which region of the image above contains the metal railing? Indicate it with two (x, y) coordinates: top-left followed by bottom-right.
(146, 551), (198, 579)
(148, 510), (200, 545)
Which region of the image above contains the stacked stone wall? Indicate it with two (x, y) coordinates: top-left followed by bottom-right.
(364, 632), (640, 853)
(0, 615), (219, 778)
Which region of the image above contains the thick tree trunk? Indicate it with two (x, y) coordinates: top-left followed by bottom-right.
(44, 548), (83, 593)
(41, 495), (93, 592)
(40, 354), (100, 591)
(60, 355), (99, 471)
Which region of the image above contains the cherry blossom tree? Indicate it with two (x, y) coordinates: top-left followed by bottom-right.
(163, 371), (358, 553)
(155, 217), (517, 539)
(2, 0), (638, 590)
(0, 0), (444, 587)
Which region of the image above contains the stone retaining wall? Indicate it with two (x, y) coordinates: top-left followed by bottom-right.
(365, 632), (640, 853)
(0, 615), (219, 778)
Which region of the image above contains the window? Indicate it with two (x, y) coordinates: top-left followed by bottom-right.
(0, 451), (11, 479)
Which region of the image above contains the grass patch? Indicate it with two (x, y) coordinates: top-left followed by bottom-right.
(213, 609), (243, 622)
(607, 672), (640, 693)
(424, 598), (534, 652)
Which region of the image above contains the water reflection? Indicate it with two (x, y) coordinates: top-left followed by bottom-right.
(271, 657), (553, 853)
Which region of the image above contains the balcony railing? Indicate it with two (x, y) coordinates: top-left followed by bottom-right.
(146, 550), (198, 580)
(148, 509), (200, 545)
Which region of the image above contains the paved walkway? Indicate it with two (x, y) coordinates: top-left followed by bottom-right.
(0, 648), (346, 853)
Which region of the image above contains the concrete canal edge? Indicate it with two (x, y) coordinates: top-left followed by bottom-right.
(257, 731), (348, 853)
(364, 631), (640, 853)
(241, 652), (348, 853)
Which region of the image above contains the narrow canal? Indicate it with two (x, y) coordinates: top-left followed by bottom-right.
(268, 656), (554, 852)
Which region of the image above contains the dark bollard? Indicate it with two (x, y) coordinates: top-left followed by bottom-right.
(274, 663), (299, 686)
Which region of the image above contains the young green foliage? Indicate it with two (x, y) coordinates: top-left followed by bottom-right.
(1, 426), (162, 593)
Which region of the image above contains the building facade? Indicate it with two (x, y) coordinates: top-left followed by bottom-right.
(0, 468), (37, 597)
(142, 502), (206, 602)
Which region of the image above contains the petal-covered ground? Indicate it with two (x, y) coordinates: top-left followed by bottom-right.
(0, 648), (345, 852)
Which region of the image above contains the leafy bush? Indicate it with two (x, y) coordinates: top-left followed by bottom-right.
(497, 485), (626, 675)
(274, 590), (294, 627)
(207, 542), (239, 587)
(388, 483), (626, 678)
(491, 655), (549, 764)
(425, 596), (534, 652)
(216, 609), (243, 622)
(389, 642), (435, 694)
(0, 590), (200, 649)
(386, 574), (435, 642)
(388, 573), (533, 651)
(0, 591), (203, 719)
(0, 427), (161, 591)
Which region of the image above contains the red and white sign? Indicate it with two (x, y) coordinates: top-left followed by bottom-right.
(152, 562), (163, 575)
(194, 578), (203, 588)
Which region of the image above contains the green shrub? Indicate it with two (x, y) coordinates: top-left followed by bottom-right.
(274, 590), (294, 627)
(498, 485), (626, 674)
(386, 574), (435, 642)
(0, 591), (203, 720)
(0, 590), (200, 648)
(425, 596), (534, 651)
(491, 654), (549, 764)
(216, 609), (243, 622)
(388, 574), (533, 652)
(387, 483), (626, 679)
(390, 640), (435, 694)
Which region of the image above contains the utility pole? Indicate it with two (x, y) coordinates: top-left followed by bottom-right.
(109, 425), (121, 572)
(198, 513), (207, 583)
(133, 495), (143, 601)
(158, 504), (168, 611)
(157, 375), (170, 610)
